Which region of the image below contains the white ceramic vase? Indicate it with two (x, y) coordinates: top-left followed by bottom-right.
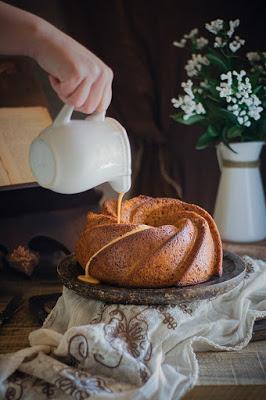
(214, 141), (266, 243)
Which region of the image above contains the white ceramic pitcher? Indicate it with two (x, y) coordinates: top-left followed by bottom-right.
(214, 141), (266, 242)
(29, 105), (131, 194)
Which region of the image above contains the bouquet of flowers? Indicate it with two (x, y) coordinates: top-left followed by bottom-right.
(171, 19), (266, 150)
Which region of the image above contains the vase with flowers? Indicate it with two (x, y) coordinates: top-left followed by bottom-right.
(172, 18), (266, 242)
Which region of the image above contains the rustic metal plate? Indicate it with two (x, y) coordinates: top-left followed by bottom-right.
(57, 251), (246, 305)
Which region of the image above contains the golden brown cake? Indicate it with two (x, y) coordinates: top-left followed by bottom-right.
(75, 195), (223, 288)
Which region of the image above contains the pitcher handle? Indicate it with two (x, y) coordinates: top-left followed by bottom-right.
(85, 110), (106, 122)
(53, 105), (74, 127)
(216, 145), (223, 172)
(53, 104), (106, 127)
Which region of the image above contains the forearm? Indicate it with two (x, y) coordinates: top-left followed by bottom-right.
(0, 1), (113, 113)
(0, 1), (51, 57)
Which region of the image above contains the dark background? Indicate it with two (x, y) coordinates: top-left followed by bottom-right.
(4, 0), (266, 214)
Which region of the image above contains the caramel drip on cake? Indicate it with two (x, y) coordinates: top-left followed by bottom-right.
(78, 225), (151, 285)
(78, 274), (100, 284)
(117, 192), (124, 224)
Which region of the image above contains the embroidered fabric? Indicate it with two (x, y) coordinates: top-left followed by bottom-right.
(0, 256), (266, 400)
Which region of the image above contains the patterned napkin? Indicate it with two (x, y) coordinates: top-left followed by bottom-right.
(0, 256), (266, 400)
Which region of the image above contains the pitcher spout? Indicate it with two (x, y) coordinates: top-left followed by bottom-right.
(110, 174), (131, 193)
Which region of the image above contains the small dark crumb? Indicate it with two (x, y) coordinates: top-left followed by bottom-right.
(7, 245), (40, 276)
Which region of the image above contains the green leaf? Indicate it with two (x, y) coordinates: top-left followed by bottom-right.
(171, 114), (205, 125)
(215, 108), (238, 124)
(207, 125), (219, 137)
(222, 127), (237, 153)
(253, 85), (263, 95)
(227, 126), (244, 139)
(206, 53), (228, 71)
(196, 130), (217, 150)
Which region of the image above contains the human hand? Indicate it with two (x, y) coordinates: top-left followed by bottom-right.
(32, 23), (113, 114)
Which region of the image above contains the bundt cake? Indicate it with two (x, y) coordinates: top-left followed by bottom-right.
(75, 195), (223, 288)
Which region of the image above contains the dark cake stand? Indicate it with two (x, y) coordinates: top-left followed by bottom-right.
(57, 251), (246, 305)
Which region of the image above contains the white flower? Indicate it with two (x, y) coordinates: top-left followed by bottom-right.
(181, 79), (194, 96)
(216, 82), (233, 100)
(185, 54), (210, 77)
(171, 97), (182, 108)
(205, 19), (224, 34)
(234, 69), (246, 78)
(227, 19), (240, 38)
(173, 38), (187, 48)
(246, 52), (261, 62)
(229, 36), (245, 53)
(214, 37), (226, 48)
(184, 28), (199, 39)
(194, 102), (206, 116)
(248, 94), (263, 120)
(173, 28), (199, 49)
(195, 37), (208, 49)
(217, 72), (233, 101)
(172, 79), (206, 120)
(200, 80), (209, 89)
(217, 70), (263, 127)
(221, 71), (233, 83)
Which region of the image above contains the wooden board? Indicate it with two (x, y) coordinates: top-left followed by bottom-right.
(0, 106), (52, 186)
(57, 251), (246, 305)
(223, 240), (266, 260)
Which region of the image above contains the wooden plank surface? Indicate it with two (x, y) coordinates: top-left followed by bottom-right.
(0, 282), (62, 354)
(197, 341), (266, 385)
(183, 385), (266, 400)
(0, 106), (52, 186)
(223, 240), (266, 260)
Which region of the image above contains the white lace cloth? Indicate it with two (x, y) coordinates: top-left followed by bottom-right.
(0, 256), (266, 400)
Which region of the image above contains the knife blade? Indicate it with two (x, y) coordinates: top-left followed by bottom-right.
(0, 295), (23, 327)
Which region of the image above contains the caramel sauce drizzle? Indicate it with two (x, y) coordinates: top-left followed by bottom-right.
(78, 224), (151, 285)
(78, 274), (100, 285)
(117, 192), (124, 224)
(78, 192), (123, 285)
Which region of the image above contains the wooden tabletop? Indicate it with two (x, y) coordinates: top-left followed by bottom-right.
(223, 240), (266, 260)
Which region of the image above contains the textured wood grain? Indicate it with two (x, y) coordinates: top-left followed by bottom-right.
(223, 240), (266, 260)
(183, 385), (266, 400)
(197, 341), (266, 385)
(0, 280), (62, 354)
(0, 107), (52, 186)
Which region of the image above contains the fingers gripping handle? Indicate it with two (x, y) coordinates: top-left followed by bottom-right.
(85, 110), (106, 122)
(53, 104), (106, 127)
